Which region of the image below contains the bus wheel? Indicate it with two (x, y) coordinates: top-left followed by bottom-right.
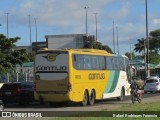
(89, 90), (95, 105)
(81, 90), (88, 106)
(117, 88), (125, 101)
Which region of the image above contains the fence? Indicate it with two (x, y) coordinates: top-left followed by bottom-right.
(137, 69), (160, 80)
(0, 72), (33, 83)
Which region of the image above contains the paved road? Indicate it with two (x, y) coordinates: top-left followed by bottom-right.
(3, 93), (160, 112)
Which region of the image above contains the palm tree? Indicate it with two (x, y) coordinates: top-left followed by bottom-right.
(134, 38), (146, 55)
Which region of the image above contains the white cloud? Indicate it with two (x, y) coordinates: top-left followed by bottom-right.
(103, 1), (130, 20)
(14, 0), (119, 27)
(152, 19), (160, 25)
(1, 0), (159, 54)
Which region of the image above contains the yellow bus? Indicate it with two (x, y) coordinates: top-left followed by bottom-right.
(34, 48), (132, 106)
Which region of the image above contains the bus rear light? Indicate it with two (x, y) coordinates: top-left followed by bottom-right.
(67, 82), (72, 91)
(17, 87), (21, 93)
(156, 83), (159, 86)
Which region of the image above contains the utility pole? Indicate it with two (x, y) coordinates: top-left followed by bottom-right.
(84, 6), (89, 36)
(93, 13), (98, 41)
(34, 18), (38, 52)
(113, 21), (115, 53)
(130, 38), (132, 60)
(28, 14), (32, 53)
(5, 12), (9, 38)
(145, 0), (150, 77)
(116, 26), (119, 54)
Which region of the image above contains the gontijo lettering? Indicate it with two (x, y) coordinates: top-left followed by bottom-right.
(89, 73), (105, 80)
(36, 66), (67, 71)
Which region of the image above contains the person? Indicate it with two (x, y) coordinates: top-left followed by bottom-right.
(130, 79), (142, 100)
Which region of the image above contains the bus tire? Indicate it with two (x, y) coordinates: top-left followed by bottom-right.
(89, 90), (95, 105)
(117, 88), (125, 101)
(81, 90), (88, 106)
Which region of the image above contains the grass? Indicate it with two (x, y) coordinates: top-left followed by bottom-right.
(50, 101), (160, 120)
(51, 118), (159, 120)
(109, 101), (160, 111)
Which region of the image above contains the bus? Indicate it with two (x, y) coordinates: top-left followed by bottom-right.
(34, 48), (132, 106)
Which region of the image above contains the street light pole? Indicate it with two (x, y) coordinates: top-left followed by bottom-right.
(93, 13), (98, 41)
(145, 0), (150, 77)
(34, 18), (38, 52)
(28, 14), (32, 53)
(113, 20), (115, 53)
(129, 38), (132, 60)
(84, 6), (89, 36)
(116, 26), (119, 54)
(5, 13), (9, 38)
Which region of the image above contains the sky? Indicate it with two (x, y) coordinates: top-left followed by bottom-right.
(0, 0), (160, 55)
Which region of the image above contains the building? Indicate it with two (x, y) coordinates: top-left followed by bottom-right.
(16, 34), (95, 52)
(32, 41), (47, 51)
(15, 46), (30, 52)
(45, 34), (88, 49)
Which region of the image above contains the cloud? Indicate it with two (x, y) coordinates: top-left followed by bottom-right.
(152, 19), (160, 25)
(103, 1), (130, 20)
(16, 0), (115, 26)
(1, 0), (159, 54)
(12, 0), (118, 43)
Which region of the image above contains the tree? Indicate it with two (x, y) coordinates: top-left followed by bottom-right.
(101, 45), (113, 53)
(134, 38), (146, 54)
(148, 52), (160, 64)
(134, 29), (160, 54)
(134, 29), (160, 64)
(125, 52), (135, 60)
(0, 34), (29, 74)
(149, 29), (160, 53)
(83, 36), (113, 53)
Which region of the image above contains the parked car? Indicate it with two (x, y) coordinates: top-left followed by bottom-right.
(0, 82), (34, 106)
(147, 74), (160, 79)
(144, 78), (160, 93)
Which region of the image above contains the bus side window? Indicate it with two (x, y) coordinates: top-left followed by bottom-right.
(84, 55), (92, 69)
(74, 55), (76, 62)
(118, 57), (125, 71)
(111, 57), (117, 70)
(73, 54), (84, 70)
(92, 56), (99, 70)
(78, 55), (84, 69)
(106, 56), (112, 70)
(98, 56), (105, 70)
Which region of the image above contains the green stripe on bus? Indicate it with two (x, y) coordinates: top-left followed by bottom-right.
(104, 71), (115, 93)
(108, 71), (120, 93)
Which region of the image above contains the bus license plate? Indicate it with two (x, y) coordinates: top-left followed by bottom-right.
(5, 92), (11, 95)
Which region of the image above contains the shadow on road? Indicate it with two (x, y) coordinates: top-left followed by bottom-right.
(3, 93), (159, 109)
